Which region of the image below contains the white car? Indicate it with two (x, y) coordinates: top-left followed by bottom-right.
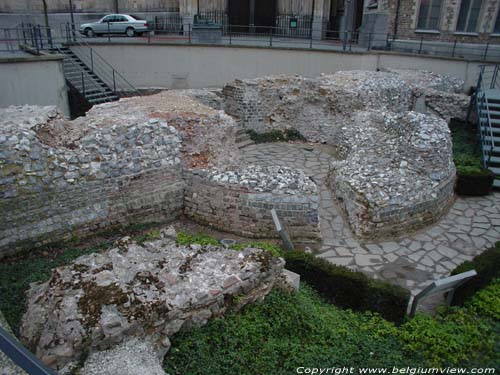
(79, 14), (150, 37)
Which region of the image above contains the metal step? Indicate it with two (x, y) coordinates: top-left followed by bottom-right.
(487, 155), (500, 164)
(487, 166), (500, 175)
(481, 135), (500, 143)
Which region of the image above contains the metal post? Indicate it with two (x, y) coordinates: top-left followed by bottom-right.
(269, 27), (272, 47)
(108, 22), (111, 42)
(0, 327), (58, 375)
(47, 27), (53, 48)
(229, 25), (232, 45)
(343, 30), (347, 51)
(90, 48), (93, 72)
(69, 0), (76, 41)
(82, 72), (85, 96)
(189, 23), (192, 44)
(310, 25), (313, 48)
(367, 32), (372, 51)
(483, 42), (489, 61)
(113, 70), (116, 92)
(385, 33), (390, 50)
(418, 36), (423, 54)
(452, 40), (457, 57)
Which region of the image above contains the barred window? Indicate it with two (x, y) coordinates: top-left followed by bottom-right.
(417, 0), (442, 30)
(456, 0), (483, 32)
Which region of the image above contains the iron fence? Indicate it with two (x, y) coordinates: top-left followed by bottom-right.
(1, 23), (499, 63)
(153, 14), (183, 35)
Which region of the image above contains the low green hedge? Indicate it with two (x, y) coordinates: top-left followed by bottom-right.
(246, 128), (306, 143)
(450, 243), (500, 306)
(283, 251), (410, 324)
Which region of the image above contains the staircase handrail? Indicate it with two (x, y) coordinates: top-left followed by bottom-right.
(55, 46), (117, 102)
(62, 30), (140, 96)
(477, 91), (495, 167)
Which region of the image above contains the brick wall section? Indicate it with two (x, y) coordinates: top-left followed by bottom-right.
(0, 167), (185, 257)
(387, 0), (500, 43)
(184, 170), (320, 239)
(0, 107), (185, 258)
(331, 173), (455, 239)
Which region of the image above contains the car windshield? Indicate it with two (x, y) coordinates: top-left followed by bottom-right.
(130, 15), (144, 20)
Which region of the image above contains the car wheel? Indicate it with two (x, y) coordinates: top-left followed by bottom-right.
(85, 28), (95, 38)
(126, 27), (135, 37)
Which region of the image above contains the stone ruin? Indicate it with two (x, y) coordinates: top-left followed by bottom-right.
(0, 68), (469, 373)
(0, 69), (467, 247)
(20, 227), (284, 373)
(222, 69), (464, 238)
(0, 91), (319, 258)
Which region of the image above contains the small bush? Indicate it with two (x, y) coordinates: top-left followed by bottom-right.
(450, 245), (500, 306)
(466, 278), (500, 320)
(399, 307), (494, 367)
(176, 231), (220, 246)
(283, 251), (410, 324)
(246, 128), (306, 143)
(231, 241), (284, 258)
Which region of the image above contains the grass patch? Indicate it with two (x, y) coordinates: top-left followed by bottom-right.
(246, 128), (306, 143)
(164, 284), (421, 374)
(450, 119), (481, 169)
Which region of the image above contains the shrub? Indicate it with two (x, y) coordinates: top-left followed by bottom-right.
(466, 278), (500, 320)
(231, 241), (283, 258)
(164, 285), (420, 375)
(176, 231), (220, 246)
(246, 128), (306, 143)
(450, 244), (500, 306)
(398, 307), (494, 367)
(283, 251), (410, 324)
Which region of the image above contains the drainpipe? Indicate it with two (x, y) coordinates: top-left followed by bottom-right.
(393, 0), (401, 37)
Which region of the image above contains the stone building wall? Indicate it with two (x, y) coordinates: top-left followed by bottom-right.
(386, 0), (500, 43)
(0, 105), (184, 257)
(184, 167), (320, 239)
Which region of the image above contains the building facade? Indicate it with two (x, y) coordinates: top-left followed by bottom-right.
(1, 0), (499, 44)
(384, 0), (500, 43)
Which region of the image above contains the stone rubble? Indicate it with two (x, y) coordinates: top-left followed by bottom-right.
(223, 69), (461, 238)
(20, 228), (284, 373)
(80, 338), (165, 375)
(205, 165), (318, 194)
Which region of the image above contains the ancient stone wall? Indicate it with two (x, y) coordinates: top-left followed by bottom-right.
(330, 110), (455, 239)
(20, 230), (285, 372)
(222, 70), (466, 144)
(223, 70), (460, 239)
(0, 105), (184, 257)
(184, 167), (320, 239)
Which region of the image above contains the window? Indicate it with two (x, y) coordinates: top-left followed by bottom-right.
(456, 0), (483, 32)
(494, 8), (500, 33)
(417, 0), (442, 30)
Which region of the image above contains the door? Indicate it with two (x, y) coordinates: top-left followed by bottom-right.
(112, 15), (129, 33)
(228, 0), (250, 32)
(96, 15), (113, 33)
(254, 0), (276, 33)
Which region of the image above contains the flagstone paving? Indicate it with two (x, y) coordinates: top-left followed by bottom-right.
(241, 143), (500, 298)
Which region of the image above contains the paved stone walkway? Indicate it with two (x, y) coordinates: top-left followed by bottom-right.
(241, 143), (500, 298)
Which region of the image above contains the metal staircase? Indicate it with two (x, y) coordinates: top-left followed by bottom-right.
(470, 64), (500, 187)
(15, 24), (140, 107)
(54, 46), (119, 105)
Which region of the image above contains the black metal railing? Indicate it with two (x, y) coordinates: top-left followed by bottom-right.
(153, 14), (183, 35)
(0, 326), (58, 375)
(2, 23), (500, 63)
